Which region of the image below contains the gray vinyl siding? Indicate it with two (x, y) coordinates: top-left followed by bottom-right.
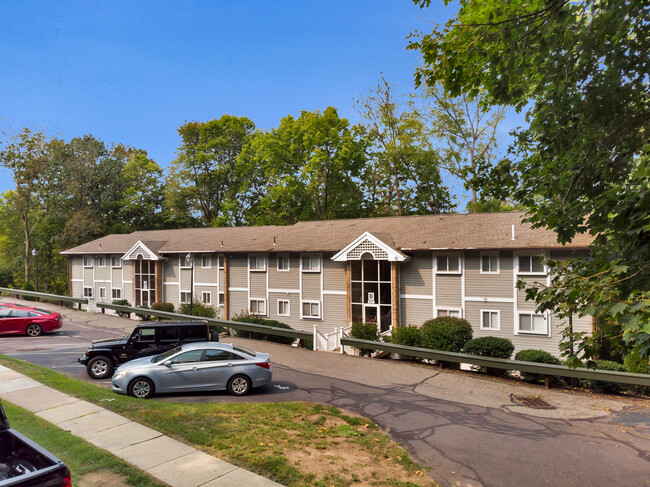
(323, 256), (346, 291)
(465, 251), (513, 299)
(219, 269), (224, 287)
(229, 290), (249, 316)
(195, 257), (215, 283)
(268, 292), (300, 327)
(164, 258), (179, 281)
(71, 280), (82, 298)
(517, 276), (546, 309)
(163, 283), (180, 308)
(464, 301), (514, 338)
(321, 294), (346, 333)
(400, 298), (433, 326)
(301, 273), (321, 301)
(269, 254), (300, 289)
(195, 286), (215, 306)
(83, 268), (93, 287)
(249, 272), (267, 298)
(179, 268), (191, 290)
(436, 274), (462, 308)
(71, 258), (83, 279)
(123, 282), (133, 303)
(111, 268), (122, 284)
(94, 263), (110, 281)
(229, 255), (248, 288)
(400, 254), (432, 295)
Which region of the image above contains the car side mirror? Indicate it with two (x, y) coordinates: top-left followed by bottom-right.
(163, 360), (172, 367)
(131, 335), (140, 342)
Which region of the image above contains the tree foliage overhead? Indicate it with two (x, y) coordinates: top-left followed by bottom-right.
(409, 0), (650, 357)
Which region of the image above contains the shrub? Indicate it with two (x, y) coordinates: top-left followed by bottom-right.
(112, 299), (131, 318)
(390, 325), (423, 348)
(135, 304), (152, 321)
(623, 349), (649, 394)
(179, 301), (216, 318)
(515, 349), (562, 383)
(231, 313), (295, 345)
(151, 302), (175, 313)
(350, 321), (379, 356)
(464, 337), (515, 359)
(22, 282), (36, 301)
(579, 360), (627, 393)
(420, 317), (472, 352)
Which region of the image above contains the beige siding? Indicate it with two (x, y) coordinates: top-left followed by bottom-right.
(71, 281), (82, 298)
(164, 258), (179, 281)
(517, 276), (546, 309)
(400, 254), (432, 295)
(163, 283), (180, 308)
(465, 301), (514, 339)
(269, 254), (299, 289)
(400, 298), (433, 326)
(321, 294), (346, 333)
(195, 258), (216, 283)
(122, 261), (132, 283)
(71, 258), (83, 279)
(111, 268), (122, 284)
(302, 273), (321, 301)
(268, 292), (300, 327)
(323, 256), (346, 291)
(250, 272), (267, 298)
(436, 274), (462, 307)
(229, 256), (248, 288)
(229, 290), (249, 316)
(178, 268), (190, 290)
(123, 282), (133, 303)
(465, 251), (513, 299)
(83, 268), (93, 287)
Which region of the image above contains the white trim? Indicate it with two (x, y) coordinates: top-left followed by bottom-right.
(83, 286), (93, 298)
(201, 291), (211, 305)
(300, 300), (321, 319)
(111, 256), (122, 268)
(320, 258), (324, 321)
(480, 309), (501, 331)
(71, 278), (83, 282)
(461, 252), (465, 318)
(97, 256), (106, 268)
(400, 294), (434, 300)
(92, 279), (111, 283)
(479, 251), (500, 274)
(163, 282), (180, 286)
(229, 287), (248, 292)
(435, 254), (462, 274)
(193, 282), (219, 287)
(122, 240), (160, 261)
(465, 296), (515, 303)
(515, 311), (550, 336)
(248, 254), (267, 272)
(201, 254), (211, 269)
(276, 253), (290, 272)
(122, 280), (133, 284)
(268, 288), (300, 294)
(331, 231), (408, 262)
(322, 290), (346, 296)
(180, 291), (192, 304)
(83, 256), (93, 268)
(435, 307), (462, 318)
(249, 298), (267, 316)
(277, 299), (290, 317)
(300, 254), (321, 272)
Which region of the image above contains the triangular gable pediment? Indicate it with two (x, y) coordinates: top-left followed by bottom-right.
(331, 232), (409, 262)
(122, 240), (160, 261)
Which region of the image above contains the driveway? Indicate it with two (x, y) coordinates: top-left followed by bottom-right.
(1, 298), (648, 487)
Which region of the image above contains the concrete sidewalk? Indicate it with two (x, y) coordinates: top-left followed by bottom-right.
(0, 364), (280, 487)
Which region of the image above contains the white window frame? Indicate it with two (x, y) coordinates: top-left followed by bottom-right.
(180, 256), (192, 269)
(480, 252), (500, 274)
(249, 298), (267, 316)
(201, 254), (211, 269)
(217, 255), (224, 269)
(180, 291), (192, 304)
(111, 256), (122, 268)
(97, 256), (106, 268)
(218, 291), (225, 307)
(436, 307), (462, 318)
(301, 254), (321, 272)
(517, 254), (546, 275)
(516, 312), (549, 336)
(249, 255), (267, 272)
(480, 309), (500, 330)
(301, 300), (321, 319)
(98, 287), (106, 300)
(111, 288), (122, 300)
(277, 254), (290, 272)
(83, 287), (93, 298)
(277, 299), (290, 317)
(436, 254), (461, 274)
(202, 291), (211, 304)
(83, 256), (93, 268)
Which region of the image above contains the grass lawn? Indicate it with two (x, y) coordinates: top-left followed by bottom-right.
(2, 401), (165, 487)
(0, 354), (437, 487)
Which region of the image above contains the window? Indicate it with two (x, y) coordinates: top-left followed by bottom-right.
(134, 328), (155, 343)
(249, 255), (266, 271)
(83, 257), (93, 268)
(99, 287), (106, 300)
(436, 255), (460, 273)
(518, 313), (548, 334)
(481, 310), (500, 330)
(97, 256), (106, 267)
(218, 292), (225, 306)
(217, 255), (224, 269)
(301, 255), (320, 272)
(202, 291), (211, 304)
(302, 301), (320, 319)
(201, 254), (211, 268)
(0, 309), (12, 318)
(83, 287), (93, 298)
(249, 299), (266, 315)
(160, 327), (180, 343)
(481, 253), (499, 274)
(436, 308), (461, 318)
(185, 326), (207, 340)
(277, 299), (290, 316)
(180, 291), (191, 303)
(205, 349), (232, 362)
(111, 256), (122, 268)
(112, 288), (122, 299)
(277, 254), (290, 271)
(518, 255), (545, 274)
(170, 350), (203, 364)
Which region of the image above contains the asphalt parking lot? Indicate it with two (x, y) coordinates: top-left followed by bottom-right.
(1, 298), (649, 487)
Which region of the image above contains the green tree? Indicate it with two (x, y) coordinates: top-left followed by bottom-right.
(409, 0), (650, 357)
(357, 78), (454, 216)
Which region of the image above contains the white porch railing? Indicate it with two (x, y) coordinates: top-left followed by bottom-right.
(312, 325), (353, 352)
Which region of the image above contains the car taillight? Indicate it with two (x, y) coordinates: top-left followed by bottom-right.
(255, 362), (270, 369)
(62, 473), (72, 487)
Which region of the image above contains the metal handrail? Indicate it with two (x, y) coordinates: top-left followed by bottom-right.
(341, 337), (650, 386)
(0, 287), (87, 307)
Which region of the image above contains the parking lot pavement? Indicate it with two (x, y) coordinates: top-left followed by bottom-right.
(0, 364), (280, 487)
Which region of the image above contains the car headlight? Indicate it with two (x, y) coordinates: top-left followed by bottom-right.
(113, 369), (130, 380)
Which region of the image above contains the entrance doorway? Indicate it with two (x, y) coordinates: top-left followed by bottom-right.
(350, 257), (392, 332)
(134, 257), (156, 306)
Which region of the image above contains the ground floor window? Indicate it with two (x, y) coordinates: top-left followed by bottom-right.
(518, 313), (548, 334)
(218, 292), (224, 306)
(481, 310), (500, 330)
(111, 288), (121, 299)
(180, 291), (191, 303)
(302, 300), (320, 319)
(250, 299), (266, 315)
(277, 299), (290, 316)
(202, 291), (211, 304)
(99, 287), (106, 300)
(437, 308), (461, 318)
(83, 287), (93, 298)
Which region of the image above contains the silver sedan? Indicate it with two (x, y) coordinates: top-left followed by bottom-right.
(111, 342), (272, 399)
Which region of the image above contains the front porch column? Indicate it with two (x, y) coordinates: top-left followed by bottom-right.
(155, 261), (163, 304)
(391, 261), (400, 329)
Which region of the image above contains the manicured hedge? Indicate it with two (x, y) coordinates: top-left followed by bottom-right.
(515, 349), (562, 382)
(232, 314), (295, 345)
(179, 301), (216, 318)
(151, 302), (175, 313)
(464, 337), (515, 359)
(390, 325), (422, 348)
(420, 317), (473, 353)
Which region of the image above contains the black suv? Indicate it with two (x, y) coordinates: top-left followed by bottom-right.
(79, 321), (218, 379)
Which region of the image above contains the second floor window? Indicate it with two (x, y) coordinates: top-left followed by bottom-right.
(249, 255), (266, 271)
(437, 255), (460, 273)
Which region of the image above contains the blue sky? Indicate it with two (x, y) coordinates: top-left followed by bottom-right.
(0, 1), (523, 203)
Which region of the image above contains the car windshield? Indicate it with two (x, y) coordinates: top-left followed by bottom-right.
(152, 346), (182, 363)
(233, 345), (256, 357)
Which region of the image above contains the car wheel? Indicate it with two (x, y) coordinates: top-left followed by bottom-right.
(25, 324), (42, 337)
(87, 356), (114, 379)
(227, 374), (251, 396)
(128, 377), (154, 399)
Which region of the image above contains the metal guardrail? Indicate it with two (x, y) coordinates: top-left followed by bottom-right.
(96, 301), (315, 347)
(341, 337), (650, 387)
(0, 287), (87, 309)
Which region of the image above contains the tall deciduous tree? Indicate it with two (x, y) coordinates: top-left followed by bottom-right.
(409, 0), (650, 358)
(358, 78), (454, 216)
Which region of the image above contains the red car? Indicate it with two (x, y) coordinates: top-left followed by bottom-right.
(0, 306), (63, 337)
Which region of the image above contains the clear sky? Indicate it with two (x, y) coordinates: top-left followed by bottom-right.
(0, 1), (523, 202)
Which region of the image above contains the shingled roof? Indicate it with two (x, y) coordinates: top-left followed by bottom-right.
(60, 211), (593, 256)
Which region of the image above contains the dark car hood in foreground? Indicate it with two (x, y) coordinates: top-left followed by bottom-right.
(90, 336), (128, 348)
(0, 402), (9, 431)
